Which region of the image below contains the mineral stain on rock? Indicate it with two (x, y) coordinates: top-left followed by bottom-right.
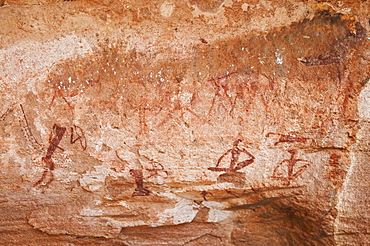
(42, 9), (365, 148)
(189, 0), (226, 13)
(217, 171), (246, 188)
(19, 9), (368, 243)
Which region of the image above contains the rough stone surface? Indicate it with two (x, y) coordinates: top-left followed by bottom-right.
(0, 0), (369, 245)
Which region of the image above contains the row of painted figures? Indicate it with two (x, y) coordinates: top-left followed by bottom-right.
(31, 121), (315, 196)
(2, 105), (334, 197)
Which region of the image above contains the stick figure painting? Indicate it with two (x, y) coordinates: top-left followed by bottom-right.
(270, 150), (311, 185)
(208, 139), (255, 172)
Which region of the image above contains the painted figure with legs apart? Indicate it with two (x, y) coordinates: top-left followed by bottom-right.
(270, 149), (311, 185)
(130, 169), (151, 197)
(129, 162), (167, 197)
(126, 145), (167, 197)
(34, 124), (66, 187)
(208, 139), (255, 172)
(70, 125), (87, 150)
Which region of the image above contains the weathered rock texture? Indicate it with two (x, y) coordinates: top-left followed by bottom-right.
(0, 0), (369, 245)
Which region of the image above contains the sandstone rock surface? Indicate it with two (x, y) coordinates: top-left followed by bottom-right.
(0, 0), (369, 245)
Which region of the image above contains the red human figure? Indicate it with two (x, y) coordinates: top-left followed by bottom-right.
(34, 124), (66, 187)
(208, 139), (255, 172)
(130, 169), (151, 197)
(270, 150), (310, 185)
(70, 125), (87, 150)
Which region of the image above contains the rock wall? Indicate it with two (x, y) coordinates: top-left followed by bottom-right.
(0, 0), (369, 245)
